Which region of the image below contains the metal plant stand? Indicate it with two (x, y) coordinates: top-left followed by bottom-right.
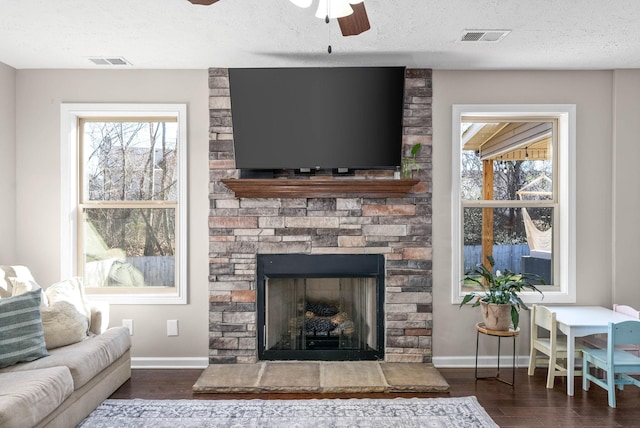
(475, 322), (520, 387)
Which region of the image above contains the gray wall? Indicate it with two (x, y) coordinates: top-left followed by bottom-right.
(0, 62), (16, 262)
(431, 70), (640, 362)
(14, 70), (210, 364)
(8, 68), (640, 365)
(612, 70), (640, 306)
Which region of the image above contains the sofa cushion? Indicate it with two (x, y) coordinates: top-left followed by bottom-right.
(41, 301), (90, 349)
(0, 326), (131, 389)
(0, 366), (73, 428)
(0, 290), (48, 368)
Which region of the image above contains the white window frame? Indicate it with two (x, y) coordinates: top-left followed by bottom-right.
(451, 104), (576, 304)
(61, 103), (188, 304)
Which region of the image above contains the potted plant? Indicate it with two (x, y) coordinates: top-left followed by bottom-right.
(459, 255), (544, 331)
(401, 143), (422, 178)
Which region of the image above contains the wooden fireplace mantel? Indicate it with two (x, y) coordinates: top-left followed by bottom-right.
(221, 178), (420, 198)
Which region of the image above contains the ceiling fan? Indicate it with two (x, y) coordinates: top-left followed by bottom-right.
(186, 0), (371, 37)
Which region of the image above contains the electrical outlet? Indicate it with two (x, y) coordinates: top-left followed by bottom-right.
(122, 319), (133, 336)
(167, 320), (179, 336)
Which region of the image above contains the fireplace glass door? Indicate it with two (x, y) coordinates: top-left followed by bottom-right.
(266, 277), (377, 358)
(257, 254), (384, 361)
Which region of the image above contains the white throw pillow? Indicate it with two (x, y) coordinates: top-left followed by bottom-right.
(1, 265), (37, 298)
(0, 268), (9, 298)
(8, 277), (49, 307)
(40, 301), (89, 349)
(45, 277), (91, 323)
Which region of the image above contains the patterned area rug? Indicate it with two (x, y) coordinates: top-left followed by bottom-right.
(78, 396), (498, 428)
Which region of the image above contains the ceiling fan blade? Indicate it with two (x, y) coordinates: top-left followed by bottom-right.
(187, 0), (220, 5)
(338, 2), (371, 36)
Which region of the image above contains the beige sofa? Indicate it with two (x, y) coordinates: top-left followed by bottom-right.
(0, 266), (131, 428)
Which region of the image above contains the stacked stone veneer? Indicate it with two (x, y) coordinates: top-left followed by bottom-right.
(208, 68), (433, 364)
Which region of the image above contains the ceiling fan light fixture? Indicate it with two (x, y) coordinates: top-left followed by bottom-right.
(289, 0), (313, 8)
(315, 0), (353, 19)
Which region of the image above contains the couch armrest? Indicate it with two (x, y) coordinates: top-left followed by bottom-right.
(89, 301), (110, 335)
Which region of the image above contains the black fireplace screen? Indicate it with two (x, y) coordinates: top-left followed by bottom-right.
(257, 254), (384, 361)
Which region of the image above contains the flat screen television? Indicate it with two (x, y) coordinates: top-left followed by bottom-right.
(228, 67), (405, 174)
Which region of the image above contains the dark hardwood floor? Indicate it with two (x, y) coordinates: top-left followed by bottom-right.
(110, 368), (640, 427)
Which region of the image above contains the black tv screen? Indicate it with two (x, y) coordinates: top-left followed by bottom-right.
(228, 67), (405, 172)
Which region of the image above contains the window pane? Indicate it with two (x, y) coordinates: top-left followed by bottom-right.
(82, 207), (175, 288)
(265, 277), (378, 354)
(462, 206), (553, 288)
(82, 121), (178, 201)
(461, 122), (553, 201)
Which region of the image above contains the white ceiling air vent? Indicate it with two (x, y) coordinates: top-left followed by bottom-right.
(460, 30), (510, 43)
(89, 57), (131, 66)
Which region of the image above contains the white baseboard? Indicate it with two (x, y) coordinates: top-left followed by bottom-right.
(433, 355), (531, 368)
(131, 357), (209, 369)
(131, 356), (537, 370)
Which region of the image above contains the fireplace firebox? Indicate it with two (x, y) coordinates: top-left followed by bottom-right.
(257, 254), (385, 361)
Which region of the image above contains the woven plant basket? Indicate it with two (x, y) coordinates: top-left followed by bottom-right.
(480, 301), (512, 331)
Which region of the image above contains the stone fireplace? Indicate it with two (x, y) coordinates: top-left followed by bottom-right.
(208, 67), (433, 364)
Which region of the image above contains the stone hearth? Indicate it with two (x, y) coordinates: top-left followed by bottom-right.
(193, 361), (449, 393)
(208, 67), (433, 364)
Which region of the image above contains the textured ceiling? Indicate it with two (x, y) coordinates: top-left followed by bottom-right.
(2, 0), (640, 70)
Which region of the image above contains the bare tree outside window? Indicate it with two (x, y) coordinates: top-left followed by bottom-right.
(80, 119), (179, 289)
(461, 149), (553, 247)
